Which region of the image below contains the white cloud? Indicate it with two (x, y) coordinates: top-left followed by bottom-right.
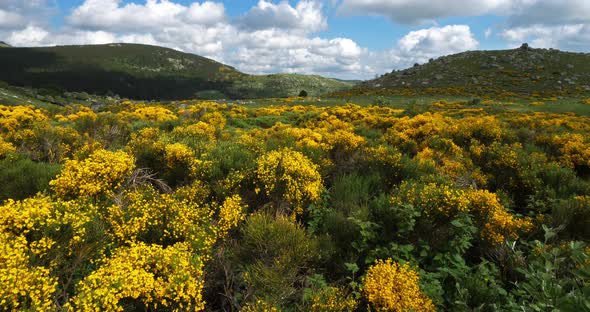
(184, 1), (226, 25)
(0, 0), (54, 29)
(337, 0), (510, 24)
(68, 0), (189, 31)
(506, 0), (590, 26)
(498, 1), (590, 51)
(0, 9), (24, 29)
(395, 25), (479, 63)
(501, 24), (590, 51)
(2, 0), (367, 79)
(336, 0), (590, 53)
(7, 25), (49, 46)
(238, 0), (326, 33)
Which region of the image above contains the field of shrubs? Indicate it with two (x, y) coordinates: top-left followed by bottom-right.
(1, 98), (589, 311)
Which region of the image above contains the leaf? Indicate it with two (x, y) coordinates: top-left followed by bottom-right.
(345, 262), (359, 274)
(450, 219), (464, 227)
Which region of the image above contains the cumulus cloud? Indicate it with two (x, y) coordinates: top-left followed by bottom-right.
(506, 0), (590, 26)
(501, 24), (590, 51)
(0, 0), (54, 29)
(6, 25), (49, 46)
(68, 0), (190, 31)
(336, 0), (590, 53)
(388, 25), (479, 68)
(2, 0), (368, 79)
(337, 0), (510, 24)
(238, 0), (326, 33)
(0, 9), (24, 29)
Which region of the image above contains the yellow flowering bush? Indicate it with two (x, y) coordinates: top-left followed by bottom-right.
(392, 182), (470, 217)
(309, 286), (357, 312)
(50, 149), (135, 199)
(363, 259), (435, 312)
(550, 134), (590, 169)
(55, 105), (97, 122)
(71, 242), (205, 312)
(0, 196), (98, 310)
(0, 105), (48, 132)
(392, 182), (533, 244)
(165, 142), (195, 168)
(0, 233), (57, 312)
(0, 136), (15, 157)
(172, 121), (217, 142)
(468, 190), (534, 245)
(256, 148), (322, 214)
(118, 105), (177, 122)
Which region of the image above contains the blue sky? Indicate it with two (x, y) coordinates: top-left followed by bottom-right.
(1, 1), (589, 79)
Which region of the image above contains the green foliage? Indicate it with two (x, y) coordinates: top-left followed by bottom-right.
(0, 156), (61, 201)
(0, 44), (351, 100)
(507, 227), (590, 311)
(214, 213), (325, 310)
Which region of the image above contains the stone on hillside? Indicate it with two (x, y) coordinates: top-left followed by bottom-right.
(434, 74), (444, 80)
(520, 43), (531, 51)
(566, 64), (574, 69)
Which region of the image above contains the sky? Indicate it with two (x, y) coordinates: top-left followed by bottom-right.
(1, 1), (589, 80)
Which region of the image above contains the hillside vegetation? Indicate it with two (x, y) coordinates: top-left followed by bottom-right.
(335, 44), (590, 99)
(0, 43), (351, 100)
(1, 97), (590, 311)
(1, 41), (589, 311)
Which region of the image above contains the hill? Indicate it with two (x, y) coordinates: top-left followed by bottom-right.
(351, 44), (590, 98)
(0, 43), (351, 100)
(0, 41), (11, 48)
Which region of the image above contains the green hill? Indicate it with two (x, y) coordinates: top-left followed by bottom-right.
(0, 41), (11, 48)
(354, 44), (590, 98)
(0, 43), (351, 100)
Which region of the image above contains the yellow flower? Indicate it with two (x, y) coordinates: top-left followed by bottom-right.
(256, 148), (323, 215)
(363, 259), (435, 312)
(50, 149), (135, 199)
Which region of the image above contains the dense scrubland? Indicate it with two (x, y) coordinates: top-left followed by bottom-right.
(1, 95), (589, 311)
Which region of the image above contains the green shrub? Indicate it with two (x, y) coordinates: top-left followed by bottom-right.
(214, 213), (324, 310)
(0, 156), (61, 201)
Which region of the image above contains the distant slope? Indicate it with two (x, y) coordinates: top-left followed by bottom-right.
(0, 41), (11, 48)
(0, 43), (351, 100)
(355, 44), (590, 98)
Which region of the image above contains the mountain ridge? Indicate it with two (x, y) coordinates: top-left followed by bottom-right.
(350, 44), (590, 98)
(0, 43), (351, 100)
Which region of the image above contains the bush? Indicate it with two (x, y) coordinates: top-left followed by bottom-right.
(213, 213), (324, 310)
(0, 156), (61, 201)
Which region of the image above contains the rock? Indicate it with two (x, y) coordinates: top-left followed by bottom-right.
(434, 74), (444, 80)
(520, 43), (531, 51)
(566, 64), (574, 69)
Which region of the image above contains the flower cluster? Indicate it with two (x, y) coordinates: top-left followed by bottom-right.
(309, 286), (357, 312)
(363, 259), (435, 312)
(256, 148), (322, 214)
(71, 242), (205, 311)
(118, 105), (177, 122)
(50, 149), (135, 198)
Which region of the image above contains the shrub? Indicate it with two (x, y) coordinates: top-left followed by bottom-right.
(226, 213), (322, 308)
(256, 148), (322, 216)
(363, 259), (435, 312)
(49, 149), (135, 199)
(0, 156), (61, 201)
